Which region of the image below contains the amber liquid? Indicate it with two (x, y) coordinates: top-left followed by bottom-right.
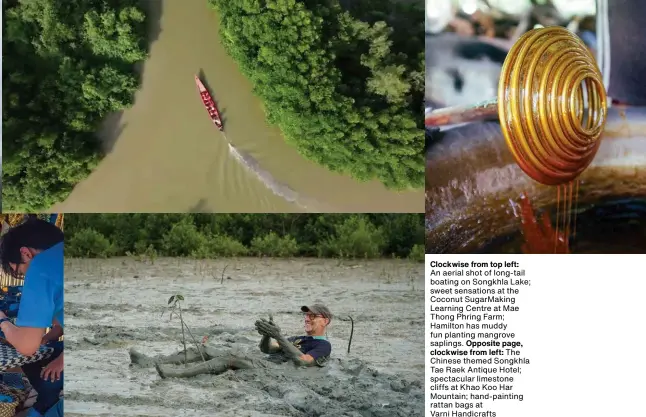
(554, 181), (580, 253)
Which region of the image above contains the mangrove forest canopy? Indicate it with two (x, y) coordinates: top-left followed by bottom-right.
(2, 0), (148, 210)
(3, 0), (423, 210)
(65, 213), (425, 260)
(211, 0), (425, 189)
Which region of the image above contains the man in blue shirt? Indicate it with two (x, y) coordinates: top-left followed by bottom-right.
(0, 219), (64, 417)
(258, 304), (332, 367)
(129, 304), (333, 378)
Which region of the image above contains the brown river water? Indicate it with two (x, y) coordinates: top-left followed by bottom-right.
(64, 257), (424, 416)
(51, 0), (422, 213)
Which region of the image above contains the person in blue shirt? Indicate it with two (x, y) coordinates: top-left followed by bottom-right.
(257, 304), (332, 367)
(0, 218), (64, 417)
(129, 304), (333, 378)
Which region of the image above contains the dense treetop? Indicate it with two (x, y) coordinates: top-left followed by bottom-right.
(210, 0), (424, 189)
(2, 0), (147, 210)
(65, 213), (425, 260)
(3, 0), (423, 210)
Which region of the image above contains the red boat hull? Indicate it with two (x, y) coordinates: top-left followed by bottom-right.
(195, 76), (223, 131)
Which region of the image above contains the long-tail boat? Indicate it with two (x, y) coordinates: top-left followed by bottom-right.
(195, 75), (223, 131)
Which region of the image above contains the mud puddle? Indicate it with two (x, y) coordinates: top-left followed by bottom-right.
(65, 258), (424, 416)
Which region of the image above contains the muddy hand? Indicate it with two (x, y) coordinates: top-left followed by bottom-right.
(257, 317), (280, 332)
(255, 318), (273, 336)
(255, 320), (281, 338)
(255, 319), (267, 336)
(255, 318), (277, 336)
(268, 315), (280, 332)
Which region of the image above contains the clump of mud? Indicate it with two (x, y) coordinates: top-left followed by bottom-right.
(125, 333), (422, 416)
(127, 344), (422, 417)
(228, 358), (423, 417)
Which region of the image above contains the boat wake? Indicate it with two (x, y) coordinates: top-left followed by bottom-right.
(226, 143), (324, 212)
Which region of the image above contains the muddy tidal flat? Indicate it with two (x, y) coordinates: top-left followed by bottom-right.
(65, 258), (424, 416)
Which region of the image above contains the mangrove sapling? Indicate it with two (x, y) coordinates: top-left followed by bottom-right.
(162, 294), (207, 366)
(145, 245), (157, 265)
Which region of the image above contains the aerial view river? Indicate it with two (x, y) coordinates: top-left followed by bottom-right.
(52, 0), (422, 213)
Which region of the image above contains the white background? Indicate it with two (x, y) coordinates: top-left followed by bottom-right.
(426, 255), (646, 417)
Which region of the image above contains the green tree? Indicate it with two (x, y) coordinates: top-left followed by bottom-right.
(66, 228), (112, 258)
(320, 215), (386, 258)
(206, 235), (249, 257)
(209, 0), (424, 190)
(370, 213), (425, 257)
(250, 232), (299, 257)
(162, 220), (207, 257)
(408, 244), (425, 262)
(65, 214), (424, 260)
(2, 0), (147, 210)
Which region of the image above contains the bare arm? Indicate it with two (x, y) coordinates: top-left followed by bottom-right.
(258, 335), (281, 354)
(298, 353), (315, 364)
(42, 319), (64, 344)
(0, 321), (45, 356)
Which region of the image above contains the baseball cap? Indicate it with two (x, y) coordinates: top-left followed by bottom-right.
(301, 304), (332, 322)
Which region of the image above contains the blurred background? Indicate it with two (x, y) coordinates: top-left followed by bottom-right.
(426, 0), (597, 109)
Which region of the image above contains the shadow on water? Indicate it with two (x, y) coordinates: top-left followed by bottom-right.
(100, 0), (164, 154)
(99, 115), (128, 154)
(217, 104), (229, 126)
(188, 198), (212, 213)
(197, 68), (210, 91)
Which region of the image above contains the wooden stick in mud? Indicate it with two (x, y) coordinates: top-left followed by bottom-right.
(221, 264), (229, 284)
(347, 315), (354, 354)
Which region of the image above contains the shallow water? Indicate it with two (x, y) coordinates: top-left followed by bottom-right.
(65, 258), (424, 416)
(52, 0), (422, 213)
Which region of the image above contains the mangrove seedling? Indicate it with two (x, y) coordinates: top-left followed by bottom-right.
(162, 294), (206, 366)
